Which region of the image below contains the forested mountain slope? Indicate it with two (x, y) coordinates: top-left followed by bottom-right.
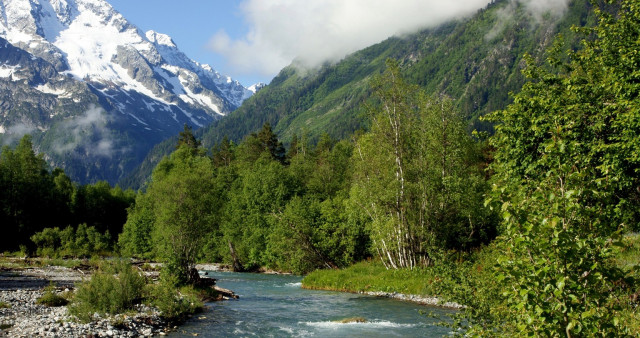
(122, 0), (593, 189)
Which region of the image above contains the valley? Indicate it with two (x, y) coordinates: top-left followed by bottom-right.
(1, 0), (639, 336)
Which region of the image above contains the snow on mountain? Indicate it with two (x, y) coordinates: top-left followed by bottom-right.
(248, 82), (266, 94)
(0, 0), (254, 184)
(0, 0), (251, 120)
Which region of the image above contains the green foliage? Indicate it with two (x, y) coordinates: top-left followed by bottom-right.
(0, 134), (134, 253)
(176, 124), (202, 152)
(236, 123), (286, 165)
(120, 65), (491, 276)
(474, 0), (640, 335)
(148, 273), (203, 322)
(269, 195), (367, 274)
(36, 283), (69, 307)
(349, 60), (495, 269)
(118, 194), (155, 259)
(30, 224), (112, 258)
(0, 301), (10, 309)
(71, 182), (135, 237)
(0, 135), (60, 251)
(144, 145), (220, 285)
(222, 154), (294, 270)
(69, 260), (146, 322)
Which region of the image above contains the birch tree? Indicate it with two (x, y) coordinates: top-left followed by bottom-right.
(350, 60), (494, 269)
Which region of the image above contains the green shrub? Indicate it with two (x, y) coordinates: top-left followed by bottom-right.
(0, 301), (10, 309)
(36, 284), (69, 307)
(31, 225), (112, 258)
(69, 261), (145, 322)
(149, 273), (203, 322)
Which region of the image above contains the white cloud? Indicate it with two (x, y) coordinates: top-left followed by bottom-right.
(0, 123), (37, 145)
(53, 105), (114, 157)
(520, 0), (571, 21)
(485, 0), (571, 41)
(208, 0), (572, 79)
(209, 0), (492, 77)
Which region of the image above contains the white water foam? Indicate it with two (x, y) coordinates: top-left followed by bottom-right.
(279, 326), (312, 336)
(232, 328), (256, 336)
(302, 320), (417, 329)
(285, 282), (302, 287)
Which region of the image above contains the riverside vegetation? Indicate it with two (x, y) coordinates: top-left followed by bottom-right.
(0, 0), (639, 335)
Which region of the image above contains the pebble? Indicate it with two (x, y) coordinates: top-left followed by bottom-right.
(0, 289), (169, 337)
(362, 291), (464, 309)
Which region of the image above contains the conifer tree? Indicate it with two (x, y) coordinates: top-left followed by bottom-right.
(176, 124), (201, 151)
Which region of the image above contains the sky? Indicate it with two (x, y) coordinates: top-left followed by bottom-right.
(107, 0), (570, 88)
(108, 0), (257, 85)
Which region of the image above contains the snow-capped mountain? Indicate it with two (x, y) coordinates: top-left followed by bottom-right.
(247, 82), (266, 94)
(0, 0), (254, 184)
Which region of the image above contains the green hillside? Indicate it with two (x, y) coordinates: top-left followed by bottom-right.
(120, 0), (593, 189)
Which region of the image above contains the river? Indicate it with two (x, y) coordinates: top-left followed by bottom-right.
(169, 271), (456, 337)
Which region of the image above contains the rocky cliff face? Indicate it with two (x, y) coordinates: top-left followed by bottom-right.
(0, 0), (253, 184)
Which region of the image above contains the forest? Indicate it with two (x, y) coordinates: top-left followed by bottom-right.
(1, 0), (639, 335)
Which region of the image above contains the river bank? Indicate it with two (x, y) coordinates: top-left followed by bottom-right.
(301, 285), (463, 310)
(301, 260), (465, 310)
(0, 264), (171, 337)
(0, 261), (236, 337)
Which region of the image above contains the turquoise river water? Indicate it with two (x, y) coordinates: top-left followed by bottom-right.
(169, 271), (456, 337)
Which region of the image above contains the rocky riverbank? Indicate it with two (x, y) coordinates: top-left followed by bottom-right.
(0, 288), (169, 337)
(0, 262), (236, 337)
(362, 291), (463, 309)
(0, 265), (171, 337)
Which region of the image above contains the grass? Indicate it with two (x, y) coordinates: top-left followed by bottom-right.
(0, 256), (86, 269)
(0, 301), (10, 309)
(302, 260), (445, 296)
(612, 233), (640, 333)
(613, 233), (640, 272)
(36, 284), (70, 307)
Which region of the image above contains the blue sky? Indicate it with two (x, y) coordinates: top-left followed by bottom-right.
(107, 0), (264, 87)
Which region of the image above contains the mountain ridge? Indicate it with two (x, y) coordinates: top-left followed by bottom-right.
(120, 0), (593, 189)
(0, 0), (254, 184)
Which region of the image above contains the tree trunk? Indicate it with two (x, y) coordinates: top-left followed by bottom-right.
(228, 240), (244, 272)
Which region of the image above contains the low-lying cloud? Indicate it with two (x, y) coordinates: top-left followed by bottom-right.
(208, 0), (572, 79)
(0, 122), (37, 145)
(53, 105), (115, 157)
(520, 0), (571, 22)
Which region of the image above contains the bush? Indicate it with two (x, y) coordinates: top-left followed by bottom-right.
(149, 272), (203, 322)
(69, 261), (145, 322)
(36, 284), (69, 307)
(31, 224), (112, 258)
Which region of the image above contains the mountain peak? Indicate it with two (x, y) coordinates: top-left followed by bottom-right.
(146, 30), (177, 48)
(248, 82), (266, 94)
(0, 0), (254, 184)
